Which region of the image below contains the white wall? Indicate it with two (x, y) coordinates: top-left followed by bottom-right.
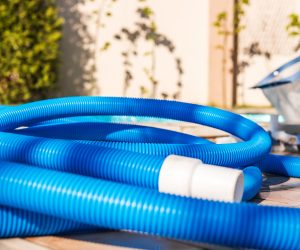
(57, 0), (210, 104)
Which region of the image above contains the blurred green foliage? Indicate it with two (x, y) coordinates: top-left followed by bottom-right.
(0, 0), (63, 104)
(286, 13), (300, 51)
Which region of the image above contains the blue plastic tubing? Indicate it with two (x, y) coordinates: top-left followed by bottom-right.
(1, 97), (300, 249)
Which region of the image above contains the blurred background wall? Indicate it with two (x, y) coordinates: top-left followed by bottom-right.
(56, 0), (300, 108)
(56, 0), (210, 104)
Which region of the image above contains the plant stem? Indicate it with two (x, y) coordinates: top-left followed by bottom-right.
(232, 0), (239, 108)
(150, 41), (156, 98)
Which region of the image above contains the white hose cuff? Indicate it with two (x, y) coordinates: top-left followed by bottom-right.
(158, 155), (244, 202)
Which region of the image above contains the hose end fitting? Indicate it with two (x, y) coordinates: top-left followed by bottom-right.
(158, 155), (244, 202)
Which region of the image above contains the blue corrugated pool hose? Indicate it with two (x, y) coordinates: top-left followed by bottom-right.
(0, 96), (300, 249)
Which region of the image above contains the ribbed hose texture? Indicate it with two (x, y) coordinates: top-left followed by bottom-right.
(1, 128), (259, 201)
(258, 154), (300, 177)
(0, 97), (271, 167)
(0, 96), (299, 249)
(0, 132), (163, 189)
(0, 205), (95, 238)
(13, 121), (209, 144)
(1, 162), (300, 250)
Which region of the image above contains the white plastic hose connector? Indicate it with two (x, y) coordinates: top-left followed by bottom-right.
(158, 155), (244, 202)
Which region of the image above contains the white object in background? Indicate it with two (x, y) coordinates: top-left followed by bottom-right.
(158, 155), (244, 202)
(272, 130), (298, 145)
(215, 136), (238, 144)
(262, 78), (300, 123)
(270, 114), (280, 133)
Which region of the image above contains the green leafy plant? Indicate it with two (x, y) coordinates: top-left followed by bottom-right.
(0, 0), (63, 104)
(213, 0), (249, 107)
(98, 0), (183, 99)
(286, 13), (300, 51)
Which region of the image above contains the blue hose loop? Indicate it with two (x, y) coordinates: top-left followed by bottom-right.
(0, 97), (269, 195)
(1, 96), (298, 249)
(0, 130), (261, 201)
(0, 205), (96, 238)
(0, 132), (164, 189)
(13, 121), (210, 144)
(242, 167), (263, 201)
(1, 161), (300, 250)
(258, 154), (300, 177)
(0, 97), (269, 202)
(0, 96), (271, 168)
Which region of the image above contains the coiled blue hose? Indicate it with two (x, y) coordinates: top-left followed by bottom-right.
(0, 96), (300, 249)
(8, 121), (257, 199)
(0, 205), (96, 238)
(14, 121), (210, 144)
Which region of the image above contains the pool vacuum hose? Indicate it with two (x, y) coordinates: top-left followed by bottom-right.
(0, 97), (300, 249)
